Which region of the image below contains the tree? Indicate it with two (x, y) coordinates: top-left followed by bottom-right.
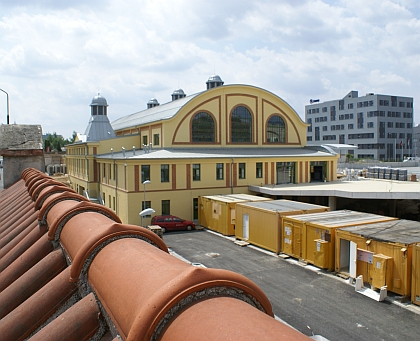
(44, 131), (76, 152)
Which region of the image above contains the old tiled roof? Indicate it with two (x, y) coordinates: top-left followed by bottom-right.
(0, 168), (310, 341)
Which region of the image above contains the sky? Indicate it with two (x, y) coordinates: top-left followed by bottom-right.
(1, 0), (420, 139)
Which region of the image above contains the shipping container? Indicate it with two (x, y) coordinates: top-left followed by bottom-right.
(336, 220), (420, 297)
(235, 200), (329, 254)
(198, 194), (271, 236)
(282, 210), (395, 271)
(412, 243), (420, 305)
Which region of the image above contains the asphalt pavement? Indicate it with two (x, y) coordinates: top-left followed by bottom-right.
(163, 229), (420, 341)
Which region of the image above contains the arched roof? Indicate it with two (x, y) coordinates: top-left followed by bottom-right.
(90, 94), (108, 107)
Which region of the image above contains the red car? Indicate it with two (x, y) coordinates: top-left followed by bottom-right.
(151, 215), (195, 233)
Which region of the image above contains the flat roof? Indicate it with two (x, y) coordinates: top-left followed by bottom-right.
(338, 219), (420, 245)
(284, 210), (394, 227)
(249, 178), (420, 200)
(201, 194), (271, 204)
(96, 146), (336, 160)
(236, 199), (328, 213)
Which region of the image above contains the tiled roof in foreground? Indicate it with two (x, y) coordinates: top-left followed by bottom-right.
(0, 168), (309, 341)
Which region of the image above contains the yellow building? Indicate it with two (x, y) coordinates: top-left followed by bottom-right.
(66, 76), (339, 226)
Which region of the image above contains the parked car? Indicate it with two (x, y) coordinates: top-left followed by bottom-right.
(151, 215), (195, 233)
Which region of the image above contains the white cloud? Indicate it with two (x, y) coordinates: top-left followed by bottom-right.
(0, 0), (420, 137)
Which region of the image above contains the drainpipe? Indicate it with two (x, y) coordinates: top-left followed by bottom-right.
(231, 158), (234, 194)
(85, 146), (89, 196)
(114, 158), (118, 215)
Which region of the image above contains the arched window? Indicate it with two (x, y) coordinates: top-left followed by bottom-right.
(231, 106), (252, 142)
(267, 115), (286, 143)
(192, 112), (215, 142)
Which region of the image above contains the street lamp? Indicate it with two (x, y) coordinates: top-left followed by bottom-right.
(139, 208), (155, 227)
(0, 89), (9, 124)
(141, 179), (151, 226)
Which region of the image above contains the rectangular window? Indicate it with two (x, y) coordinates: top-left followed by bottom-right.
(256, 162), (263, 178)
(161, 164), (169, 182)
(142, 135), (148, 146)
(141, 201), (152, 217)
(153, 134), (160, 145)
(141, 165), (150, 183)
(239, 163), (246, 179)
(161, 200), (170, 215)
(193, 164), (200, 181)
(216, 163), (224, 180)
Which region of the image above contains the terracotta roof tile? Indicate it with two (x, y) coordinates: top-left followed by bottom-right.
(0, 168), (310, 340)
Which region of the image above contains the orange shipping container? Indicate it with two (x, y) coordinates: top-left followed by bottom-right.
(198, 194), (271, 236)
(235, 200), (329, 254)
(336, 220), (420, 297)
(282, 210), (396, 271)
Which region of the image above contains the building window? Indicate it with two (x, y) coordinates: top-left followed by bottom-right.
(367, 122), (374, 128)
(141, 165), (150, 183)
(256, 162), (263, 178)
(315, 127), (320, 141)
(193, 164), (200, 181)
(142, 201), (152, 217)
(142, 135), (148, 146)
(276, 162), (295, 184)
(153, 134), (160, 145)
(161, 164), (169, 182)
(192, 112), (215, 142)
(239, 163), (246, 179)
(216, 163), (224, 180)
(162, 200), (170, 215)
(266, 115), (285, 143)
(231, 106), (252, 142)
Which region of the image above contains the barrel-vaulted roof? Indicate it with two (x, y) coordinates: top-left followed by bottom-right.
(111, 83), (307, 133)
(111, 92), (202, 132)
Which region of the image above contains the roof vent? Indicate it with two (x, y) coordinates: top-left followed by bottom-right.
(206, 74), (224, 90)
(147, 98), (160, 109)
(171, 89), (186, 101)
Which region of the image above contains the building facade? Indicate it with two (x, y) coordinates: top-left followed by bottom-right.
(305, 91), (414, 161)
(66, 76), (339, 225)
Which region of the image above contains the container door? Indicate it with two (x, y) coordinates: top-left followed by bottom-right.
(242, 214), (249, 240)
(349, 241), (357, 278)
(371, 254), (392, 289)
(313, 239), (328, 268)
(413, 245), (420, 305)
(283, 222), (293, 256)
